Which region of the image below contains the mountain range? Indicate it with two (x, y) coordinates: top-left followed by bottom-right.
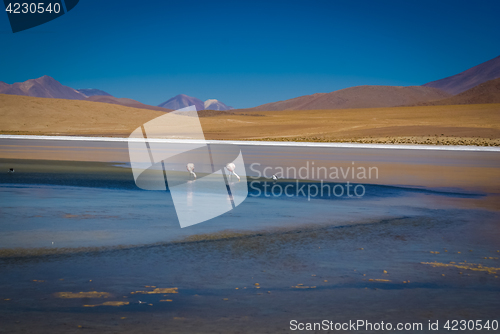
(157, 94), (233, 111)
(245, 86), (450, 111)
(0, 77), (233, 112)
(423, 55), (500, 94)
(244, 55), (500, 111)
(157, 94), (204, 111)
(0, 55), (498, 112)
(0, 75), (86, 100)
(416, 77), (500, 106)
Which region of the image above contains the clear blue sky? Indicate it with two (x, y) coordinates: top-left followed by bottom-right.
(1, 0), (499, 108)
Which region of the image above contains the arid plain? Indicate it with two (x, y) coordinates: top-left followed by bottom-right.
(1, 94), (499, 146)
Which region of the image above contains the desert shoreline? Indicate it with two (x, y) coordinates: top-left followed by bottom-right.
(1, 132), (498, 147)
(1, 134), (499, 151)
(1, 94), (499, 146)
(2, 137), (499, 195)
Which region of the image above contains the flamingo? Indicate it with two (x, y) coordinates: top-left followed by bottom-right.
(226, 163), (240, 181)
(186, 163), (196, 179)
(8, 168), (14, 173)
(272, 174), (278, 182)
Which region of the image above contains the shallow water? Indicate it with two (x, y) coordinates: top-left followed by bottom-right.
(0, 139), (499, 333)
(0, 159), (489, 250)
(0, 212), (498, 333)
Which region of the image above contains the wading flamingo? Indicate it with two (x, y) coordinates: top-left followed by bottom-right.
(226, 163), (240, 181)
(186, 163), (196, 179)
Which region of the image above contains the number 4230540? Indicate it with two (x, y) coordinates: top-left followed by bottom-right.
(443, 320), (498, 331)
(5, 2), (62, 14)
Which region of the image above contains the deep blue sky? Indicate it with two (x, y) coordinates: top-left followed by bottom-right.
(1, 0), (499, 108)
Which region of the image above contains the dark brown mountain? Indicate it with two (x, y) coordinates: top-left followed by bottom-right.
(86, 96), (171, 112)
(245, 86), (450, 111)
(423, 55), (500, 95)
(415, 78), (500, 106)
(0, 75), (86, 100)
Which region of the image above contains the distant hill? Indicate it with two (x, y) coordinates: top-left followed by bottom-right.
(423, 55), (500, 94)
(416, 78), (500, 106)
(204, 99), (233, 111)
(158, 94), (234, 111)
(77, 88), (112, 97)
(86, 96), (171, 112)
(158, 94), (205, 111)
(7, 56), (499, 115)
(0, 75), (86, 100)
(0, 94), (165, 137)
(245, 86), (450, 111)
(0, 76), (169, 112)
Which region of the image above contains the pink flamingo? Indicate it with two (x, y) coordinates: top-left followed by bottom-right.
(226, 163), (240, 181)
(186, 163), (196, 179)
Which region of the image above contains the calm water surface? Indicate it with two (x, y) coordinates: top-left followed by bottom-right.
(0, 139), (499, 333)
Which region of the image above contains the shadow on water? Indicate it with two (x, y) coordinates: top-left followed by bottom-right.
(0, 158), (484, 199)
(0, 211), (488, 261)
(246, 180), (485, 200)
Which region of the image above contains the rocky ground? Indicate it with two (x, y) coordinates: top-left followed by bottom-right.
(259, 136), (500, 146)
